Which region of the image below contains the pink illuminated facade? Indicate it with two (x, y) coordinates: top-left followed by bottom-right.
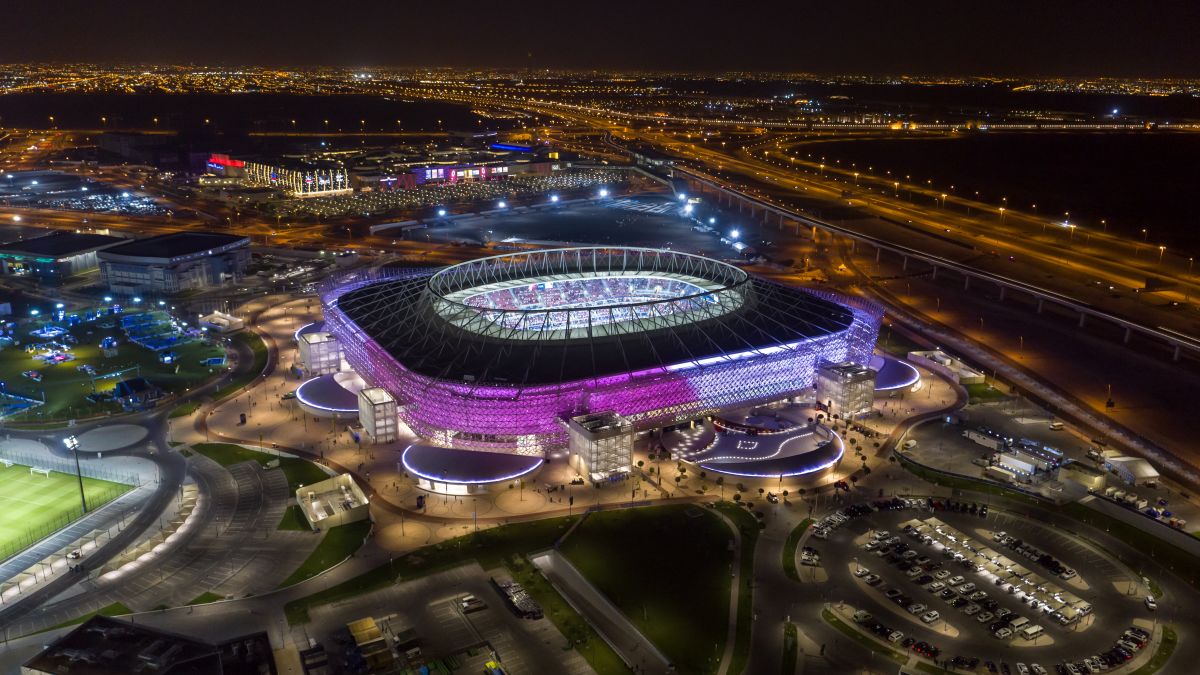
(321, 248), (883, 456)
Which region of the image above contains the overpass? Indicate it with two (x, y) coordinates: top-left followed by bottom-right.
(674, 166), (1200, 362)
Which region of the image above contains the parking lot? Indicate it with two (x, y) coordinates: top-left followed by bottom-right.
(805, 497), (1159, 673)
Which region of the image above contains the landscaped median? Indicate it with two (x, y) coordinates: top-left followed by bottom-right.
(1129, 625), (1177, 675)
(715, 501), (760, 675)
(782, 518), (814, 582)
(211, 330), (269, 402)
(820, 604), (909, 667)
(781, 623), (799, 675)
(277, 520), (372, 588)
(189, 442), (330, 490)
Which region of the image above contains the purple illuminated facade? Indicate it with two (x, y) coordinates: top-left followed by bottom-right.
(321, 248), (883, 456)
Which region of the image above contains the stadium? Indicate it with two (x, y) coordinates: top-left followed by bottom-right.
(318, 247), (884, 479)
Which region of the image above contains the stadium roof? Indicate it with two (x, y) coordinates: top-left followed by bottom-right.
(0, 231), (124, 257)
(99, 232), (248, 259)
(335, 251), (855, 386)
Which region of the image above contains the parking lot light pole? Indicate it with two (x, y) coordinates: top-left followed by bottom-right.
(63, 436), (88, 514)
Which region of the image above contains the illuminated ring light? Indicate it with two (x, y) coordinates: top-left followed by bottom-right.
(401, 444), (544, 485)
(697, 429), (845, 478)
(294, 320), (325, 343)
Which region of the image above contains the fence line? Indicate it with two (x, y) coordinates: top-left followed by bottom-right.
(0, 450), (140, 486)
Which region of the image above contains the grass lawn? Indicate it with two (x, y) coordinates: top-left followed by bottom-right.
(168, 400), (202, 419)
(278, 504), (313, 531)
(782, 518), (814, 582)
(212, 331), (268, 402)
(0, 463), (133, 561)
(964, 382), (1009, 403)
(187, 592), (225, 605)
(46, 602), (134, 632)
(561, 504), (733, 675)
(277, 520), (372, 588)
(1129, 626), (1177, 675)
(821, 607), (908, 666)
(714, 502), (759, 675)
(284, 516), (578, 625)
(0, 317), (226, 423)
(191, 442), (329, 490)
(507, 555), (631, 675)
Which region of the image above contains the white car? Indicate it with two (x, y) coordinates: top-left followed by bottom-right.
(976, 611), (994, 623)
(993, 627), (1013, 639)
(888, 631), (904, 643)
(907, 603), (927, 615)
(1031, 665), (1048, 675)
(920, 610), (940, 624)
(1145, 596), (1157, 610)
(963, 603), (981, 615)
(957, 583), (977, 594)
(926, 582), (945, 593)
(934, 570), (951, 580)
(1016, 664), (1030, 675)
(948, 575), (965, 586)
(1059, 568), (1077, 581)
(854, 567), (871, 578)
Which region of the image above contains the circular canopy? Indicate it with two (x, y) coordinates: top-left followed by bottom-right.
(401, 444), (544, 485)
(870, 355), (921, 391)
(296, 373), (360, 416)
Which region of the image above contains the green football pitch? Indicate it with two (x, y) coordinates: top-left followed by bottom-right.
(0, 462), (133, 560)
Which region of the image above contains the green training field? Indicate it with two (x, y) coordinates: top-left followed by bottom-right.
(0, 462), (133, 560)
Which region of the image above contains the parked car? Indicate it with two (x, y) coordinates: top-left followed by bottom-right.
(921, 610), (940, 624)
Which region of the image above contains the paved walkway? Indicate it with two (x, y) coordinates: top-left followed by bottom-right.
(532, 551), (671, 674)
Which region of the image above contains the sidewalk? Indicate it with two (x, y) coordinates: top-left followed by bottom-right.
(531, 550), (671, 675)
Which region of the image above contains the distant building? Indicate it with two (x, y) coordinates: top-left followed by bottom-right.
(816, 361), (876, 419)
(97, 232), (250, 295)
(114, 377), (164, 410)
(1106, 456), (1160, 486)
(0, 231), (125, 283)
(22, 615), (276, 675)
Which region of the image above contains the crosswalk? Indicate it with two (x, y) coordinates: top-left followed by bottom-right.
(604, 198), (678, 214)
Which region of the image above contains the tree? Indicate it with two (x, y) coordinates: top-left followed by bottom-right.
(637, 460), (644, 468)
(733, 493), (742, 502)
(850, 475), (859, 486)
(782, 489), (789, 498)
(757, 487), (765, 496)
(699, 471), (707, 480)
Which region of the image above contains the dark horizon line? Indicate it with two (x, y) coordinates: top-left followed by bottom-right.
(2, 62), (1198, 82)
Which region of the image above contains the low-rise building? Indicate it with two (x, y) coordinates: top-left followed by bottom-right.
(0, 231), (125, 283)
(98, 232), (250, 295)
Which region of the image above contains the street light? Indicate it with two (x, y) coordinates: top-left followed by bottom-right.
(63, 436), (88, 514)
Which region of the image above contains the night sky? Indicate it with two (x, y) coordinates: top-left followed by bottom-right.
(4, 0), (1200, 76)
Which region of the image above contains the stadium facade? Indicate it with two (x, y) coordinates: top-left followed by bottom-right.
(321, 247), (883, 456)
